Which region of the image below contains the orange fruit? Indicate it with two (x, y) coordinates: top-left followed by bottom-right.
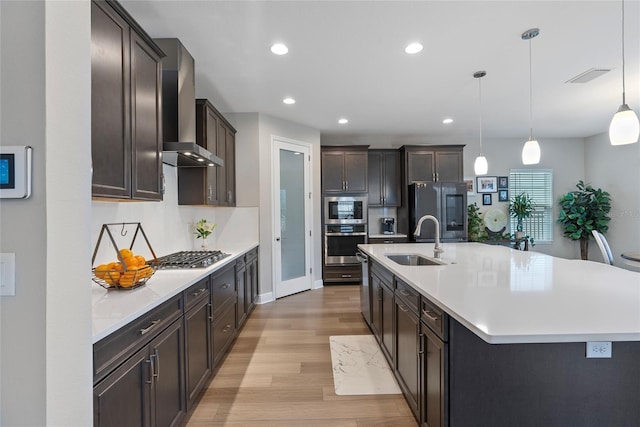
(134, 255), (146, 266)
(122, 256), (138, 269)
(94, 264), (109, 279)
(106, 271), (121, 283)
(119, 248), (133, 259)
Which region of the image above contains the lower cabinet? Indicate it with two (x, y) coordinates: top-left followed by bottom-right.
(93, 318), (186, 427)
(236, 256), (247, 328)
(370, 261), (395, 365)
(421, 323), (446, 427)
(93, 247), (260, 427)
(395, 297), (420, 421)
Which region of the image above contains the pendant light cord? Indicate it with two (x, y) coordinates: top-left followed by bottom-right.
(621, 0), (626, 104)
(479, 75), (483, 155)
(528, 37), (533, 140)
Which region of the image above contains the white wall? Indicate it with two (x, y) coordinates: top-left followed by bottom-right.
(91, 165), (259, 263)
(322, 134), (586, 259)
(585, 132), (640, 268)
(1, 1), (93, 425)
(226, 112), (259, 208)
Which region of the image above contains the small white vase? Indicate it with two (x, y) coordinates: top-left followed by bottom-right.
(200, 237), (209, 250)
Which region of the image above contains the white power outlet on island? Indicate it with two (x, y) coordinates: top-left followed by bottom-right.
(586, 341), (612, 358)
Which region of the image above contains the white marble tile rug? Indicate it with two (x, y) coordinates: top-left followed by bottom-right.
(329, 334), (401, 395)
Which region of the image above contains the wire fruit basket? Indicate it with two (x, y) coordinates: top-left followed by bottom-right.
(91, 223), (158, 290)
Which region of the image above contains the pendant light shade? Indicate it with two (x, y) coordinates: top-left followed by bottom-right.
(474, 155), (488, 175)
(609, 0), (640, 145)
(522, 139), (541, 165)
(521, 28), (541, 165)
(473, 70), (488, 175)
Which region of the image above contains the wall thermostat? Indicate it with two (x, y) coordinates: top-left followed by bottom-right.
(0, 145), (32, 199)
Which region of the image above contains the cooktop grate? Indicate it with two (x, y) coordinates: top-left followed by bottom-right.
(152, 250), (230, 269)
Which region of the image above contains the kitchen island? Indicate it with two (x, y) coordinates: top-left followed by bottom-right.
(358, 242), (640, 427)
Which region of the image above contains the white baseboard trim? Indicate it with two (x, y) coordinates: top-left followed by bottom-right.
(257, 292), (275, 304)
(312, 279), (324, 290)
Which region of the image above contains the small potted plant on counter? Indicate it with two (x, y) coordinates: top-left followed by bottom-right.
(194, 218), (217, 250)
(509, 192), (534, 239)
(558, 180), (611, 260)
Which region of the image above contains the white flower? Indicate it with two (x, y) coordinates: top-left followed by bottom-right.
(194, 219), (216, 239)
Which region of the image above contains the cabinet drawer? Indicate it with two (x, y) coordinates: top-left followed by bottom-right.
(212, 301), (237, 366)
(211, 263), (236, 315)
(323, 265), (361, 282)
(421, 297), (448, 341)
(395, 278), (419, 314)
(369, 237), (408, 244)
(371, 260), (394, 287)
(93, 294), (183, 384)
(184, 277), (210, 311)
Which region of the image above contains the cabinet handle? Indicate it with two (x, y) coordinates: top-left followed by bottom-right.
(139, 320), (160, 335)
(208, 303), (213, 321)
(192, 288), (207, 297)
(422, 309), (439, 322)
(383, 240), (393, 244)
(223, 324), (232, 333)
(345, 181), (348, 190)
(146, 357), (154, 384)
(378, 287), (383, 301)
(341, 274), (353, 278)
(208, 185), (213, 201)
(432, 172), (436, 181)
(436, 172), (439, 181)
(418, 333), (425, 355)
(399, 304), (409, 313)
(399, 289), (411, 297)
(153, 348), (160, 380)
(221, 283), (230, 289)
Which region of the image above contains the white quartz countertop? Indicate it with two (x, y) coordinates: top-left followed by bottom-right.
(358, 242), (640, 344)
(92, 243), (258, 343)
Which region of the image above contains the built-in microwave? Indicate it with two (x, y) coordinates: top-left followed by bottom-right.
(324, 196), (368, 224)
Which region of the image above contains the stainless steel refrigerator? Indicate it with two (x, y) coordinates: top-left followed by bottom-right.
(408, 182), (468, 242)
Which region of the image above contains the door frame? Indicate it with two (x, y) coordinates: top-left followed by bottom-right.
(271, 135), (314, 299)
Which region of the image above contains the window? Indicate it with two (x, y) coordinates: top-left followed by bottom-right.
(508, 169), (553, 243)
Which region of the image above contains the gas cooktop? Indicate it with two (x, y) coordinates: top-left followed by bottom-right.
(152, 250), (231, 269)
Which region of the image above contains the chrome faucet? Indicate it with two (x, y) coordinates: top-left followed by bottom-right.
(413, 215), (444, 258)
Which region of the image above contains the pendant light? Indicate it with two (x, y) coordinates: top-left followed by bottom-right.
(473, 70), (488, 175)
(521, 28), (541, 165)
(609, 0), (639, 145)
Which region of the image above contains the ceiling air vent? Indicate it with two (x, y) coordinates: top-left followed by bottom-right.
(566, 68), (611, 84)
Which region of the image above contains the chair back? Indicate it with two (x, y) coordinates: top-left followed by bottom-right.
(592, 230), (613, 265)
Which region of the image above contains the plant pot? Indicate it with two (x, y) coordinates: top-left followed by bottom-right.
(515, 231), (524, 239)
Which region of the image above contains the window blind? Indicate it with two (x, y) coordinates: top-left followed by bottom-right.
(509, 169), (553, 242)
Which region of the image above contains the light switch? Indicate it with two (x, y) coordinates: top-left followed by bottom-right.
(0, 253), (16, 296)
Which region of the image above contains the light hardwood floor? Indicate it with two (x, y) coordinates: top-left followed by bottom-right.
(186, 286), (417, 426)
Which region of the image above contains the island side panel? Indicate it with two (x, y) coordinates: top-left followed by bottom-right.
(448, 319), (640, 427)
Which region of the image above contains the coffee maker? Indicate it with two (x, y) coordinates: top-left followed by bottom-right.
(381, 217), (395, 235)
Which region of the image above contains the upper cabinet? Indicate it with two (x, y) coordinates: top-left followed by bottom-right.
(368, 150), (401, 207)
(321, 146), (369, 194)
(401, 145), (464, 184)
(177, 99), (236, 206)
(91, 0), (164, 201)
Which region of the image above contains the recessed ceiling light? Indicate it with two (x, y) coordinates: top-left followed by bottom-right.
(338, 118), (349, 124)
(442, 118), (453, 124)
(283, 97), (296, 105)
(270, 43), (288, 55)
(197, 158), (205, 162)
(404, 42), (423, 54)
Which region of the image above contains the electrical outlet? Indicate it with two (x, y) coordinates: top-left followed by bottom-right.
(586, 341), (612, 358)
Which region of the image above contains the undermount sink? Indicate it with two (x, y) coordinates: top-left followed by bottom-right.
(386, 254), (446, 266)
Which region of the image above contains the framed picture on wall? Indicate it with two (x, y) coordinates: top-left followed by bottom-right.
(499, 190), (508, 202)
(483, 193), (492, 205)
(464, 177), (475, 195)
(498, 176), (509, 189)
(477, 176), (498, 193)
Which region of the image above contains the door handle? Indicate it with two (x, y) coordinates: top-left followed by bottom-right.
(276, 237), (281, 241)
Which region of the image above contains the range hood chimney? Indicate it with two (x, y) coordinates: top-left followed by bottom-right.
(154, 38), (223, 168)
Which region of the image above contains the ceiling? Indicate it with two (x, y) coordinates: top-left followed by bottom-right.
(122, 0), (640, 139)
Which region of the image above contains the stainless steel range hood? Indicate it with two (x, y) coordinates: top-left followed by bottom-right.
(155, 38), (223, 167)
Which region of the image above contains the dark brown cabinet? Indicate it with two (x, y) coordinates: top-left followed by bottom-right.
(368, 150), (401, 207)
(236, 256), (247, 328)
(246, 248), (258, 314)
(93, 318), (186, 427)
(178, 99), (236, 206)
(396, 298), (420, 420)
(183, 279), (212, 410)
(370, 261), (394, 365)
(421, 324), (446, 427)
(91, 0), (163, 201)
(401, 145), (464, 185)
(321, 146), (368, 193)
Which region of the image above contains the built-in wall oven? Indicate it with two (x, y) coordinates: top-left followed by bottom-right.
(324, 224), (368, 265)
(324, 196), (368, 224)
